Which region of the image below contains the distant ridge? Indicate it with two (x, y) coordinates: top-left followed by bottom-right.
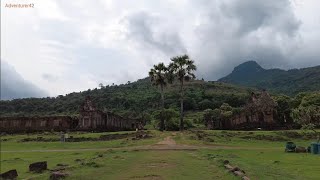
(218, 61), (320, 95)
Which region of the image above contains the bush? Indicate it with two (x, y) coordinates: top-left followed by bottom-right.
(166, 118), (180, 131)
(198, 99), (214, 110)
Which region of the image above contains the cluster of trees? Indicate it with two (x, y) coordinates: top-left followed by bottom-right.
(273, 92), (320, 128)
(201, 91), (320, 130)
(149, 54), (196, 131)
(0, 77), (251, 119)
(203, 103), (237, 128)
(290, 92), (320, 140)
(151, 108), (194, 131)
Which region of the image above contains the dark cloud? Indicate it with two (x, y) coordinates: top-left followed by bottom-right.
(221, 0), (300, 37)
(122, 11), (187, 56)
(192, 0), (304, 79)
(1, 61), (48, 100)
(117, 0), (317, 80)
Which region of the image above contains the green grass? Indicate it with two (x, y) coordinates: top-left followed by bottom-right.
(174, 130), (320, 180)
(1, 131), (167, 151)
(199, 149), (320, 180)
(174, 130), (319, 148)
(1, 130), (320, 179)
(1, 150), (234, 180)
(69, 150), (234, 180)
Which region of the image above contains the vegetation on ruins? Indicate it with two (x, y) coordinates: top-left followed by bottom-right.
(203, 103), (235, 128)
(291, 92), (320, 142)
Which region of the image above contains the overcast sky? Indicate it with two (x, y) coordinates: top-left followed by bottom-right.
(1, 0), (320, 99)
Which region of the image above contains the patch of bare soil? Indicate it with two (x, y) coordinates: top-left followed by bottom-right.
(156, 136), (176, 145)
(143, 136), (200, 151)
(130, 174), (163, 180)
(146, 162), (172, 168)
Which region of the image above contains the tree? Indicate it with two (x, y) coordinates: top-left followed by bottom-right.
(219, 103), (233, 128)
(149, 62), (168, 131)
(274, 95), (293, 124)
(203, 109), (213, 122)
(292, 105), (320, 142)
(199, 99), (214, 110)
(168, 54), (197, 131)
(153, 108), (179, 131)
(291, 92), (320, 142)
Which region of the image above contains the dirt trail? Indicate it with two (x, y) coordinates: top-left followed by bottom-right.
(156, 136), (177, 145)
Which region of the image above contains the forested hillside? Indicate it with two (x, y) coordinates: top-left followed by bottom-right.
(219, 61), (320, 95)
(0, 78), (254, 118)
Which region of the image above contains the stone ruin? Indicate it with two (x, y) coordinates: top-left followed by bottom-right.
(0, 96), (144, 133)
(29, 161), (47, 173)
(206, 90), (280, 130)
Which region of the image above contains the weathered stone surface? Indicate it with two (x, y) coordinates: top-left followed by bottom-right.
(230, 166), (240, 172)
(224, 164), (233, 170)
(0, 169), (18, 179)
(242, 176), (250, 180)
(29, 161), (47, 173)
(56, 163), (68, 167)
(78, 96), (142, 131)
(49, 172), (69, 180)
(0, 116), (75, 133)
(233, 170), (245, 177)
(295, 146), (307, 153)
(206, 90), (279, 130)
(0, 96), (145, 133)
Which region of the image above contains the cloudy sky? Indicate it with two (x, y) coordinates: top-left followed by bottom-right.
(1, 0), (320, 99)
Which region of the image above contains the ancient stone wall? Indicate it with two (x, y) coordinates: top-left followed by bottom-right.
(77, 97), (139, 131)
(78, 109), (137, 131)
(206, 91), (279, 130)
(228, 91), (278, 129)
(0, 116), (77, 133)
(0, 97), (142, 133)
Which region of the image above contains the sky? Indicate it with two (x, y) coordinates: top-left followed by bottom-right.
(1, 0), (320, 99)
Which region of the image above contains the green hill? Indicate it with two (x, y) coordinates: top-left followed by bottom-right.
(0, 79), (254, 118)
(218, 61), (320, 95)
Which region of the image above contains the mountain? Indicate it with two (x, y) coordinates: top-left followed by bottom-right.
(1, 61), (48, 100)
(0, 78), (254, 117)
(218, 61), (320, 95)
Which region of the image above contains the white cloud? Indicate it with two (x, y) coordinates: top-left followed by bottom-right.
(1, 0), (320, 98)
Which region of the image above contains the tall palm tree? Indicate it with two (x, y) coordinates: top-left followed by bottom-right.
(168, 54), (197, 131)
(149, 63), (168, 131)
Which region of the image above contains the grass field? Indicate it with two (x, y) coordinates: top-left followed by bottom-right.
(1, 130), (319, 180)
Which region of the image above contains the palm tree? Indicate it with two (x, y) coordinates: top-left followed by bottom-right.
(168, 54), (197, 131)
(149, 63), (168, 131)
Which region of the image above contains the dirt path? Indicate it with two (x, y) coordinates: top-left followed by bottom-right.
(156, 136), (177, 145)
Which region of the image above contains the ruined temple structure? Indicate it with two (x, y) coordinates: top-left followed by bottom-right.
(0, 97), (143, 133)
(78, 97), (140, 131)
(206, 90), (279, 130)
(0, 116), (78, 133)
